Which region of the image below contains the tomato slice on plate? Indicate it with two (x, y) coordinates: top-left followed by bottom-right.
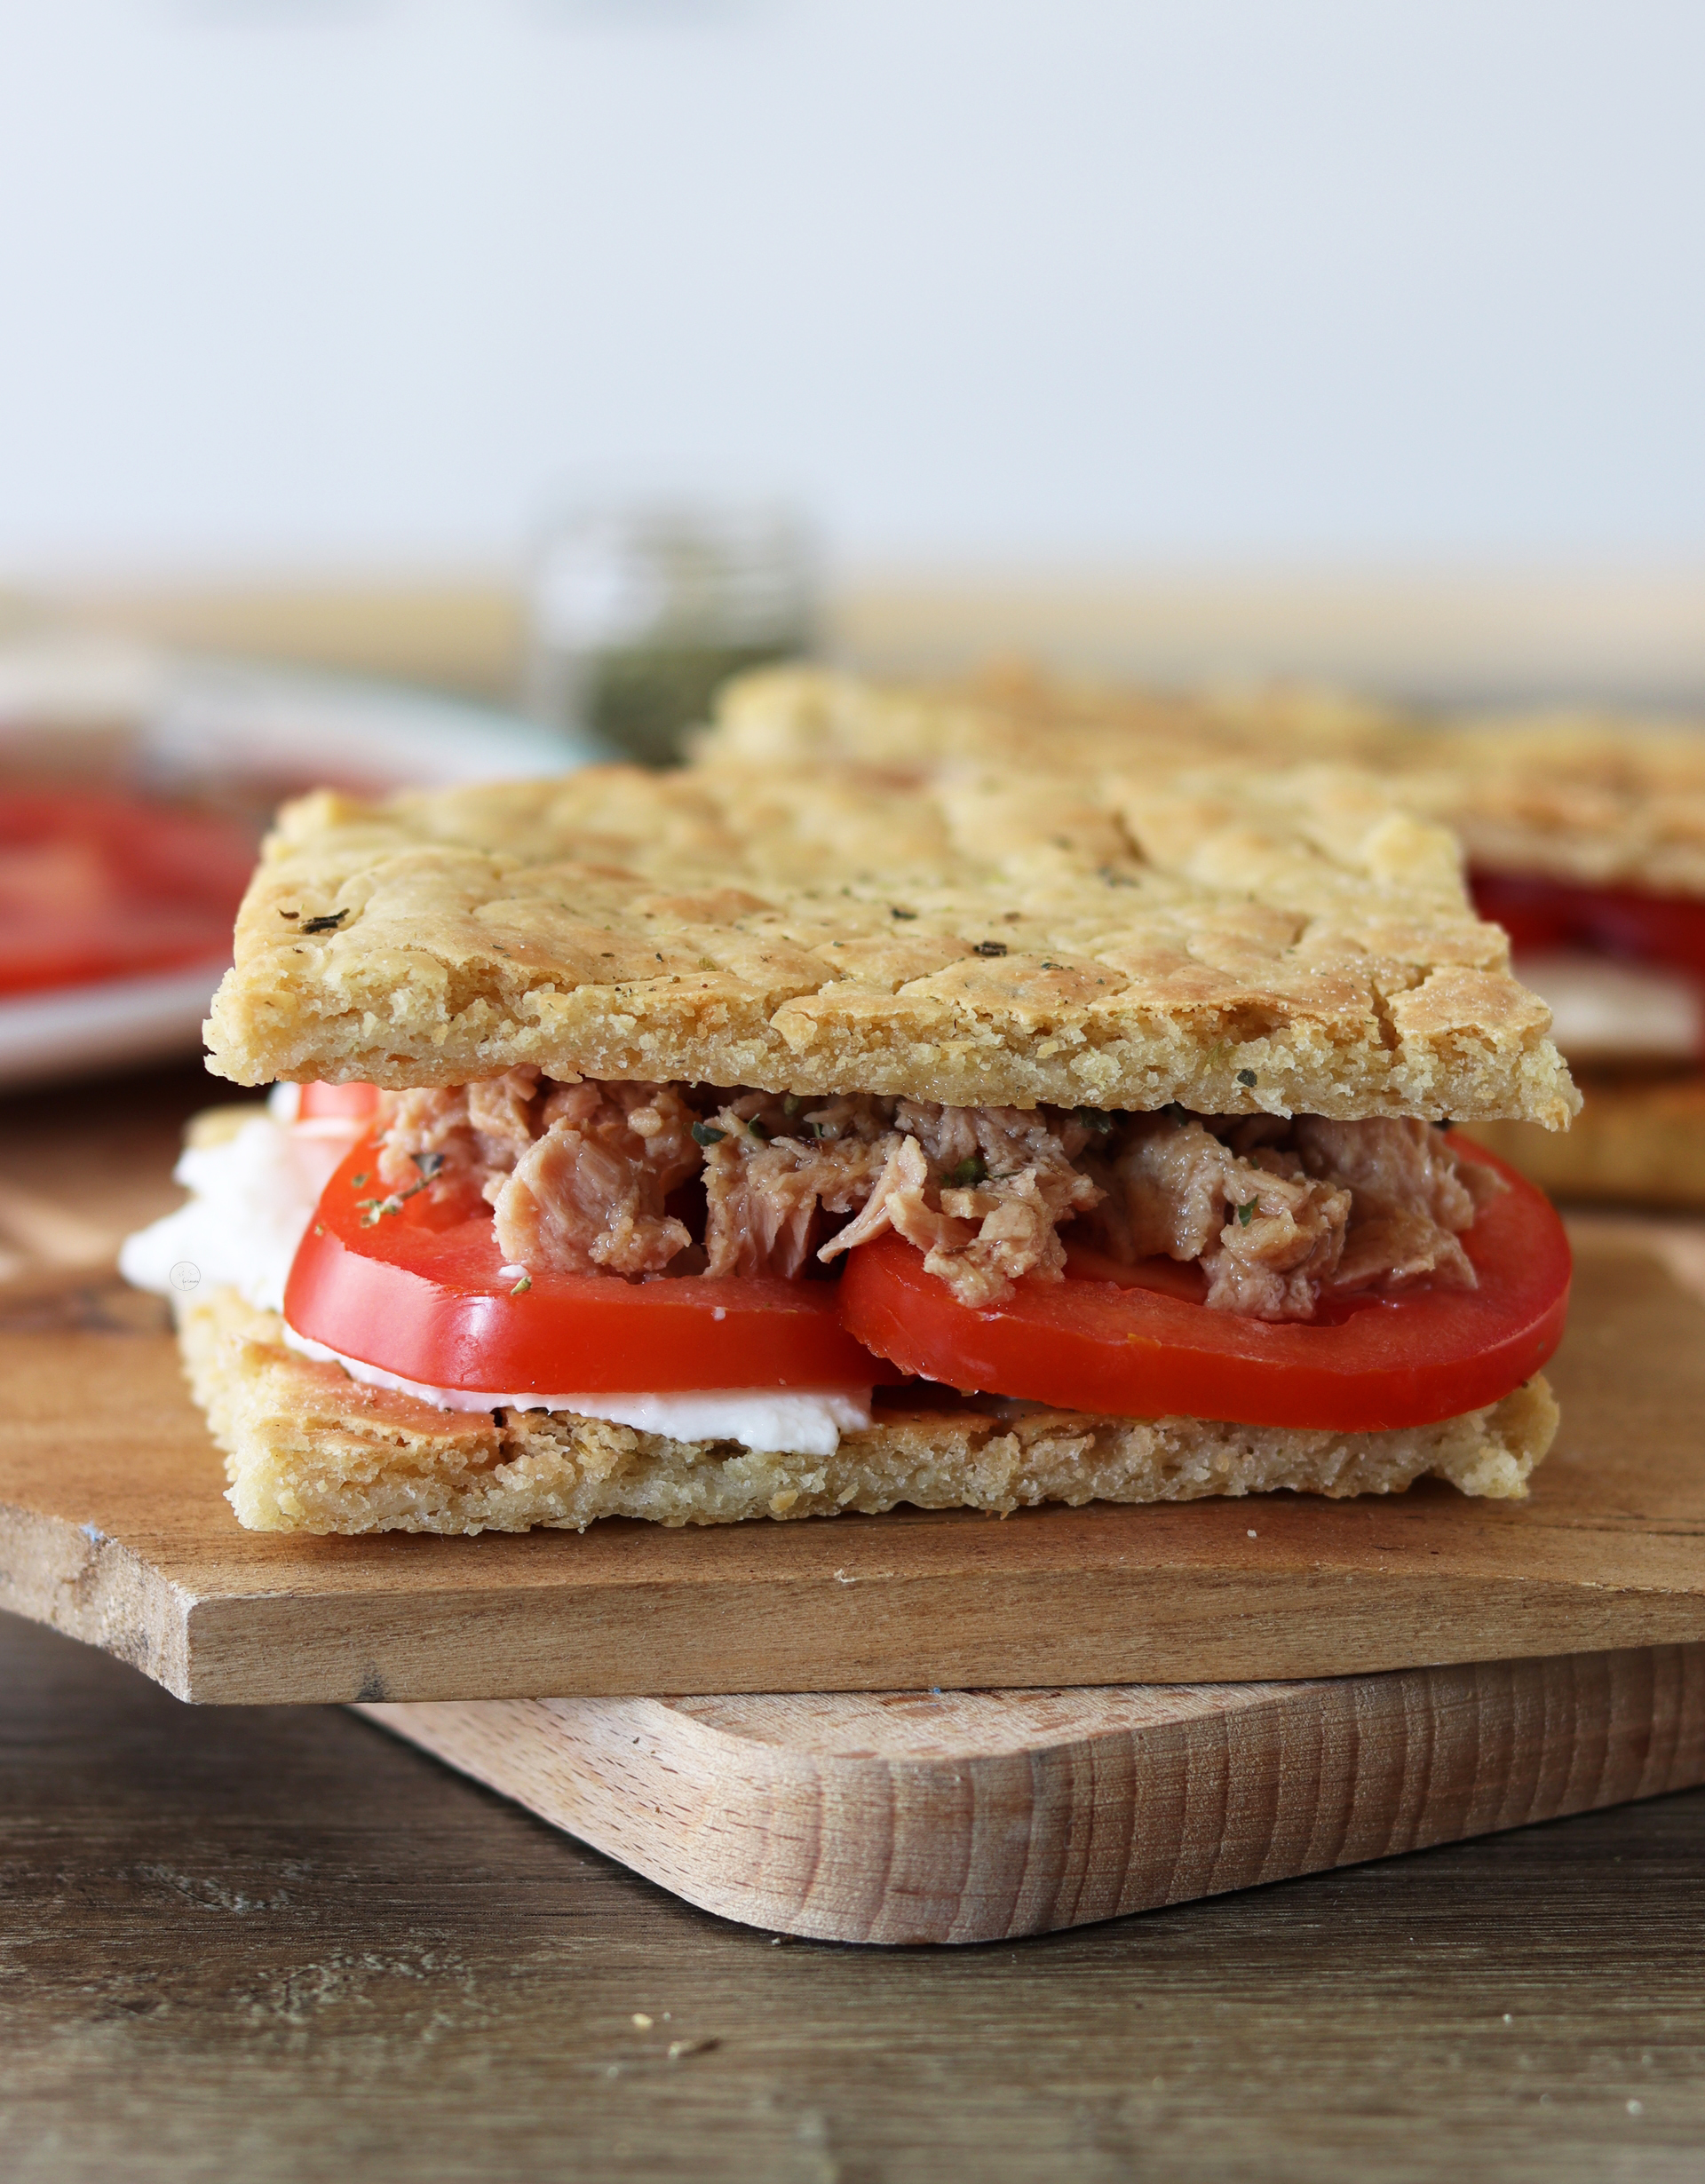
(838, 1143), (1570, 1432)
(0, 792), (256, 996)
(284, 1130), (883, 1395)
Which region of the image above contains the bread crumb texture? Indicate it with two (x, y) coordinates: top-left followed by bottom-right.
(205, 747), (1575, 1125)
(182, 1288), (1558, 1536)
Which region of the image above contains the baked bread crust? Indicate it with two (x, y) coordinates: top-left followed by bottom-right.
(1412, 717), (1705, 898)
(183, 1287), (1558, 1535)
(204, 759), (1574, 1125)
(700, 662), (1416, 772)
(707, 668), (1705, 898)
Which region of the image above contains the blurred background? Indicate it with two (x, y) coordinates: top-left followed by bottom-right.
(1, 0), (1702, 705)
(4, 0), (1705, 1133)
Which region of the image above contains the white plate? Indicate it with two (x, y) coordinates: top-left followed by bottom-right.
(0, 640), (599, 1090)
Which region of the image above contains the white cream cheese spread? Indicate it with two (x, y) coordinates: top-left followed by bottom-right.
(119, 1097), (871, 1457)
(117, 1099), (351, 1313)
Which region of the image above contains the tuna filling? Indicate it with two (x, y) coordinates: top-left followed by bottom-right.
(372, 1074), (1503, 1321)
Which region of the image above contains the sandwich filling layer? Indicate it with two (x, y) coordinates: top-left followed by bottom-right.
(373, 1069), (1502, 1320)
(123, 1069), (1557, 1481)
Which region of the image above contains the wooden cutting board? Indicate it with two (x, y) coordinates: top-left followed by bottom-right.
(5, 1215), (1705, 1703)
(356, 1641), (1705, 1944)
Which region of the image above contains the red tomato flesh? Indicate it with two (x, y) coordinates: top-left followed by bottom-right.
(285, 1130), (884, 1395)
(1471, 868), (1705, 986)
(838, 1143), (1570, 1432)
(297, 1081), (382, 1120)
(0, 792), (255, 996)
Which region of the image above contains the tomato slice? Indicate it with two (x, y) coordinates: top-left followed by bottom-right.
(1471, 868), (1705, 985)
(284, 1130), (883, 1395)
(838, 1143), (1570, 1432)
(297, 1081), (382, 1121)
(0, 792), (255, 996)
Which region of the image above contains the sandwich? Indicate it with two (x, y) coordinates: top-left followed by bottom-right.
(122, 752), (1575, 1535)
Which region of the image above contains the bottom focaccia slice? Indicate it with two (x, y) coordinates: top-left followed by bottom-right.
(1461, 1071), (1705, 1207)
(182, 1287), (1558, 1537)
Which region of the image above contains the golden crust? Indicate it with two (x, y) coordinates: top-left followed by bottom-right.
(182, 1288), (1558, 1535)
(1407, 717), (1705, 898)
(1182, 682), (1705, 898)
(707, 667), (1705, 898)
(205, 753), (1574, 1125)
(699, 662), (1417, 772)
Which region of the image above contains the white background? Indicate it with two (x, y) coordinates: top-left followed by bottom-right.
(1, 0), (1701, 575)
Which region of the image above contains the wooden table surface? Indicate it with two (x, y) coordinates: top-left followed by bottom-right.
(18, 565), (1705, 706)
(6, 1602), (1705, 2183)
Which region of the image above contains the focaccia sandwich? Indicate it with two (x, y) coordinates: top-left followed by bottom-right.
(121, 754), (1576, 1534)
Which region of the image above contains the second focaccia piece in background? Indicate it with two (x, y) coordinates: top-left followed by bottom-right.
(706, 665), (1705, 1204)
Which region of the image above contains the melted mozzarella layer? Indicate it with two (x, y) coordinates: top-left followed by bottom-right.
(279, 1325), (869, 1453)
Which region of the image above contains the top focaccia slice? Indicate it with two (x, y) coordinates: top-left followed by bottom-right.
(203, 756), (1576, 1128)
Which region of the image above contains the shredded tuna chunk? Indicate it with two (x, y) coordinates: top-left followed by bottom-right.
(374, 1086), (474, 1189)
(369, 1072), (1502, 1318)
(467, 1070), (543, 1166)
(1084, 1109), (1502, 1320)
(819, 1100), (1104, 1307)
(492, 1082), (702, 1278)
(1090, 1113), (1350, 1319)
(700, 1091), (892, 1279)
(1294, 1115), (1501, 1295)
(376, 1067), (543, 1191)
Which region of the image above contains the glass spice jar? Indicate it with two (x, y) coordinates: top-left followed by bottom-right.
(525, 498), (818, 765)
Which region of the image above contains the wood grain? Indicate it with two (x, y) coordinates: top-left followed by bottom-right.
(358, 1644), (1705, 1944)
(4, 1227), (1705, 1701)
(13, 1605), (1705, 2184)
